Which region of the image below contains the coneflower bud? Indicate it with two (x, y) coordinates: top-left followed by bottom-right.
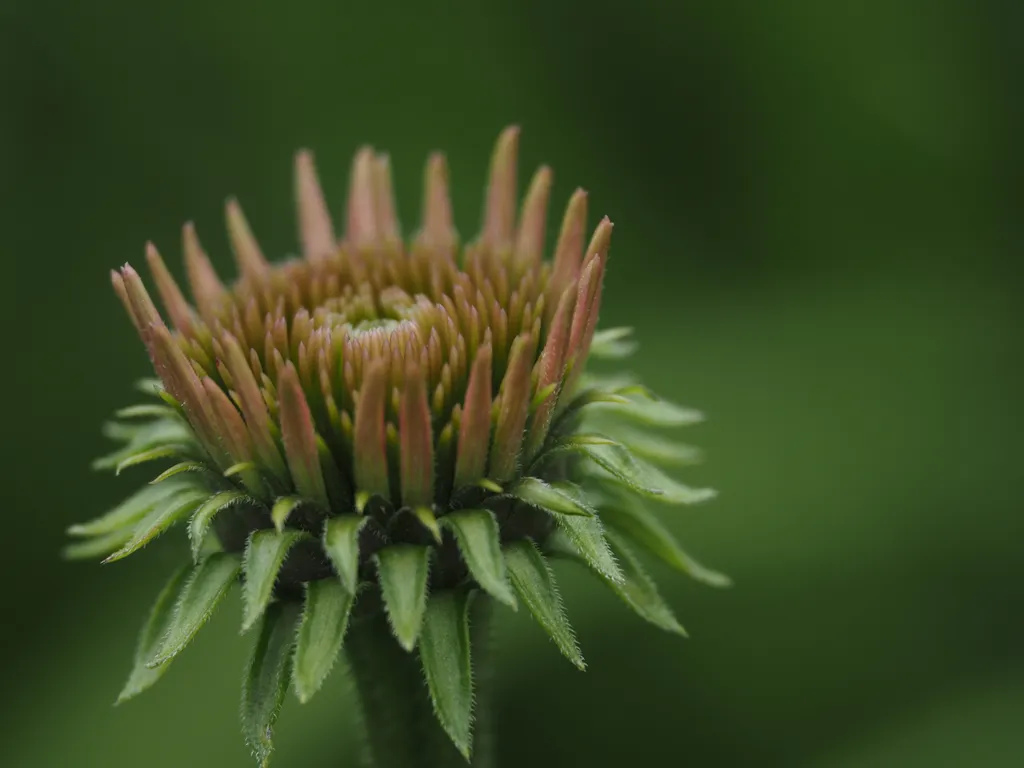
(68, 127), (727, 767)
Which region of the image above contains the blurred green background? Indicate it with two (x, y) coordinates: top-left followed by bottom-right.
(2, 0), (1021, 765)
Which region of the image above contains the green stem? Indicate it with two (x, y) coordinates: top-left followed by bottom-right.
(346, 592), (496, 768)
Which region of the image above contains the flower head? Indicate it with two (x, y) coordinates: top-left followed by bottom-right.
(68, 127), (726, 765)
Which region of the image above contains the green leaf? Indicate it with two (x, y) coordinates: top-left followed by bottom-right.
(242, 530), (304, 632)
(103, 489), (208, 563)
(188, 491), (247, 563)
(292, 578), (355, 703)
(376, 544), (431, 651)
(413, 506), (442, 543)
(116, 403), (178, 420)
(115, 445), (191, 475)
(601, 530), (687, 636)
(224, 461), (258, 478)
(554, 511), (624, 584)
(617, 459), (717, 506)
(504, 540), (584, 670)
(150, 461), (208, 485)
(595, 425), (703, 467)
(591, 389), (704, 428)
(63, 528), (134, 560)
(323, 515), (368, 596)
(67, 481), (192, 537)
(150, 552), (242, 666)
(588, 326), (638, 359)
(117, 566), (190, 704)
(271, 496), (304, 532)
(441, 510), (516, 608)
(419, 589), (475, 760)
(93, 419), (193, 471)
(507, 477), (595, 517)
(242, 601), (301, 768)
(601, 501), (731, 588)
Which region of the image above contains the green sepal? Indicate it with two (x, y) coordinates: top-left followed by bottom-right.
(149, 552), (242, 666)
(507, 477), (595, 517)
(441, 509), (517, 608)
(594, 425), (703, 467)
(92, 419), (193, 471)
(242, 600), (301, 768)
(504, 540), (584, 670)
(63, 528), (133, 560)
(591, 388), (704, 428)
(292, 578), (355, 704)
(150, 461), (209, 485)
(242, 530), (305, 632)
(189, 491), (247, 563)
(116, 403), (178, 420)
(67, 480), (191, 538)
(601, 500), (731, 587)
(271, 496), (304, 532)
(414, 506), (443, 543)
(323, 515), (368, 596)
(553, 509), (624, 584)
(115, 445), (192, 476)
(116, 565), (190, 704)
(419, 588), (475, 760)
(588, 326), (638, 359)
(602, 530), (687, 636)
(376, 544), (431, 651)
(224, 461), (258, 478)
(103, 488), (207, 563)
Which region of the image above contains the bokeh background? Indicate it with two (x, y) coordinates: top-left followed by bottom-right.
(2, 0), (1021, 765)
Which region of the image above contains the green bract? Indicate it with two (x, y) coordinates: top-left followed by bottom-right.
(67, 127), (727, 766)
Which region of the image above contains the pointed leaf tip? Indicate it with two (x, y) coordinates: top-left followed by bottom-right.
(323, 515), (368, 596)
(376, 544), (431, 651)
(242, 529), (304, 632)
(420, 589), (475, 759)
(293, 578), (354, 704)
(442, 509), (517, 608)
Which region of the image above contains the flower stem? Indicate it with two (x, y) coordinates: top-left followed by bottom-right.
(346, 592), (496, 768)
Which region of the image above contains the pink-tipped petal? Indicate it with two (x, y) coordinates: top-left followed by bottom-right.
(145, 243), (196, 335)
(353, 361), (390, 499)
(481, 125), (520, 251)
(399, 363), (434, 507)
(420, 152), (456, 250)
(110, 270), (139, 329)
(373, 154), (400, 243)
(549, 188), (588, 295)
(202, 377), (252, 462)
(182, 223), (225, 320)
(524, 285), (575, 459)
(515, 166), (553, 265)
(346, 147), (378, 247)
(453, 343), (492, 489)
(226, 198), (269, 280)
(295, 149), (336, 262)
(222, 333), (289, 481)
(488, 334), (532, 482)
(278, 362), (329, 506)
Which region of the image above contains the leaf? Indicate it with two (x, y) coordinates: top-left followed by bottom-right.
(116, 403), (178, 420)
(413, 506), (442, 544)
(601, 530), (687, 636)
(419, 589), (475, 760)
(570, 441), (716, 506)
(323, 515), (368, 596)
(292, 578), (355, 703)
(103, 489), (208, 563)
(615, 459), (717, 506)
(593, 425), (703, 467)
(115, 445), (191, 475)
(507, 477), (594, 517)
(67, 480), (192, 537)
(590, 389), (704, 428)
(376, 545), (431, 651)
(149, 552), (242, 666)
(588, 326), (638, 359)
(242, 530), (304, 632)
(504, 540), (584, 669)
(149, 461), (209, 485)
(271, 496), (304, 532)
(242, 600), (301, 768)
(117, 566), (190, 704)
(188, 491), (247, 563)
(93, 419), (193, 471)
(441, 510), (516, 608)
(63, 528), (134, 560)
(600, 501), (731, 588)
(554, 511), (624, 584)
